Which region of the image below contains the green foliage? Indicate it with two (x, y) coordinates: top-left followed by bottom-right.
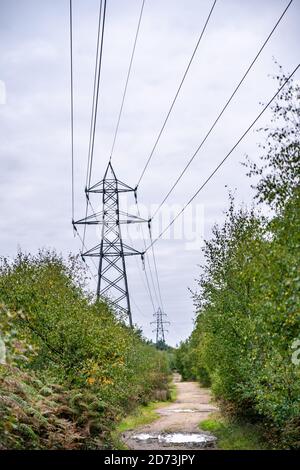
(0, 365), (82, 450)
(176, 72), (300, 448)
(245, 63), (300, 211)
(176, 337), (211, 385)
(116, 401), (165, 434)
(0, 251), (170, 449)
(200, 415), (268, 450)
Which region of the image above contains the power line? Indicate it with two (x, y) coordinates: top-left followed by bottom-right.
(149, 229), (164, 311)
(130, 293), (148, 320)
(143, 259), (158, 314)
(69, 0), (105, 291)
(145, 62), (300, 252)
(82, 0), (107, 251)
(145, 248), (160, 307)
(132, 195), (165, 317)
(69, 0), (75, 221)
(73, 229), (99, 286)
(88, 0), (107, 186)
(135, 200), (162, 309)
(136, 0), (217, 188)
(74, 227), (99, 274)
(150, 0), (294, 220)
(125, 229), (157, 315)
(86, 0), (103, 190)
(110, 0), (146, 161)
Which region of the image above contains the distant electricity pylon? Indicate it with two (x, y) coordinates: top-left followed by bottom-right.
(151, 308), (170, 348)
(74, 162), (147, 327)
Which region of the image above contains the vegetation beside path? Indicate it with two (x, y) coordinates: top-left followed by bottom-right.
(176, 72), (300, 449)
(0, 251), (171, 449)
(200, 414), (268, 450)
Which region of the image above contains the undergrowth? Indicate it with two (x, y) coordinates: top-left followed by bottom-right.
(0, 251), (171, 449)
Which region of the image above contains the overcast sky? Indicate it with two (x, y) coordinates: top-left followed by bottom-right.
(0, 0), (299, 346)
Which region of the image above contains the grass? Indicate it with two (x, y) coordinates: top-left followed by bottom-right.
(117, 402), (163, 433)
(199, 413), (268, 450)
(111, 401), (171, 450)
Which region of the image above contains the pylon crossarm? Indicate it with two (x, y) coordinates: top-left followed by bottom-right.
(74, 211), (104, 225)
(118, 210), (148, 224)
(87, 180), (135, 193)
(122, 243), (143, 256)
(81, 243), (102, 257)
(116, 179), (135, 192)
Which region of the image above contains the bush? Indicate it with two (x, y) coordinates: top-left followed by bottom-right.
(0, 252), (170, 449)
(176, 72), (300, 448)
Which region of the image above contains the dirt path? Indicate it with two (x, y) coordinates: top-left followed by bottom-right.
(123, 373), (219, 450)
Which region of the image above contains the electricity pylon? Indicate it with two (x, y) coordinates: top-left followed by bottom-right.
(151, 308), (170, 348)
(73, 161), (147, 327)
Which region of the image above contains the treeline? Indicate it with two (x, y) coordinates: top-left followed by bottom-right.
(0, 251), (170, 449)
(176, 72), (300, 448)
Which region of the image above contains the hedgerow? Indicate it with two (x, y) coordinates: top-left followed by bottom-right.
(176, 71), (300, 448)
(0, 252), (170, 449)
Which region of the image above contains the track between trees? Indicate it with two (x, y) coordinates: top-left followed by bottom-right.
(123, 373), (218, 450)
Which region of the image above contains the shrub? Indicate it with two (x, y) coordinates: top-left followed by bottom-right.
(176, 72), (300, 448)
(0, 252), (170, 449)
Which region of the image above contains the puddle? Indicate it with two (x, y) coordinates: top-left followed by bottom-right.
(160, 408), (214, 414)
(160, 408), (199, 414)
(162, 433), (216, 444)
(131, 432), (216, 447)
(132, 433), (156, 441)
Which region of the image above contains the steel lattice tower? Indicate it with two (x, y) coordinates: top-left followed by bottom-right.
(74, 162), (146, 327)
(151, 308), (170, 348)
